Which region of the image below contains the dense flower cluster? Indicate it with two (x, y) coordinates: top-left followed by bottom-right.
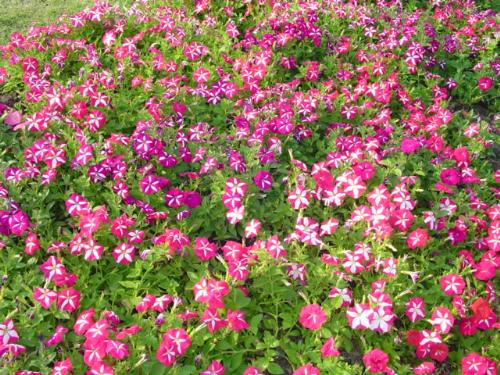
(0, 0), (498, 374)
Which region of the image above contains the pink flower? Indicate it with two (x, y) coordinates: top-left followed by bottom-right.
(227, 309), (249, 331)
(162, 328), (191, 356)
(201, 360), (225, 375)
(73, 309), (95, 335)
(172, 101), (186, 115)
(112, 243), (136, 265)
(193, 237), (217, 261)
(24, 232), (40, 255)
(87, 362), (114, 375)
(413, 362), (435, 374)
(288, 187), (311, 209)
(477, 77), (493, 91)
(363, 348), (389, 373)
(152, 295), (173, 313)
(105, 340), (129, 360)
(8, 210), (29, 236)
(401, 138), (420, 154)
(461, 353), (487, 375)
(439, 274), (465, 296)
(430, 307), (454, 334)
(313, 169), (334, 190)
(253, 170), (273, 191)
(243, 367), (263, 375)
(0, 319), (19, 345)
(57, 288), (81, 312)
(321, 337), (340, 357)
(440, 168), (460, 185)
(135, 294), (156, 312)
(52, 358), (72, 375)
(184, 191), (201, 209)
(45, 325), (68, 346)
(299, 304), (327, 330)
(244, 219), (262, 238)
(343, 175), (366, 199)
(4, 111), (22, 126)
(293, 364), (320, 375)
(470, 298), (492, 320)
(347, 304), (373, 330)
(353, 161), (375, 181)
(429, 343), (448, 363)
(405, 297), (426, 322)
(33, 287), (58, 309)
(407, 228), (429, 249)
(201, 308), (227, 332)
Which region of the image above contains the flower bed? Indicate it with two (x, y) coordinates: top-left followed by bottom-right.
(0, 1), (498, 374)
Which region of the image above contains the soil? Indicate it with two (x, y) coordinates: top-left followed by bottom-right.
(0, 91), (18, 107)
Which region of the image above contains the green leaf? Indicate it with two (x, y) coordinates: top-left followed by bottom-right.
(179, 365), (197, 375)
(250, 314), (263, 334)
(119, 281), (138, 289)
(267, 363), (284, 375)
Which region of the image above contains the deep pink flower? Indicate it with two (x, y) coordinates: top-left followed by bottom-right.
(461, 353), (487, 375)
(162, 328), (190, 356)
(440, 168), (460, 185)
(321, 337), (340, 357)
(135, 294), (156, 312)
(201, 308), (227, 332)
(227, 309), (249, 331)
(401, 138), (420, 154)
(363, 348), (389, 373)
(477, 77), (493, 91)
(293, 364), (320, 375)
(299, 304), (327, 330)
(429, 343), (448, 363)
(57, 288), (81, 312)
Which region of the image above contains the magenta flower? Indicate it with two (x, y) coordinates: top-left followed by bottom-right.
(401, 138), (420, 154)
(253, 170), (273, 191)
(477, 77), (493, 91)
(440, 168), (460, 185)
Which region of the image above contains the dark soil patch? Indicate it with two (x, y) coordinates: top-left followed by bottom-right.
(487, 143), (500, 171)
(339, 346), (364, 367)
(264, 347), (294, 375)
(0, 91), (19, 107)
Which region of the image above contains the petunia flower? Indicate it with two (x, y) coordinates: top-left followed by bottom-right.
(299, 304), (327, 330)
